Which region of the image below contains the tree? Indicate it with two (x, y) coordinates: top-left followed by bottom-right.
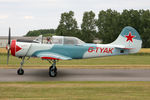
(139, 10), (150, 48)
(121, 9), (150, 48)
(81, 11), (96, 43)
(26, 29), (56, 36)
(25, 9), (150, 47)
(121, 9), (141, 29)
(56, 11), (79, 37)
(97, 9), (150, 47)
(97, 9), (121, 43)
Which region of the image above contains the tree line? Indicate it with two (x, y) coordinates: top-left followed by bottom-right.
(26, 29), (55, 36)
(26, 9), (150, 48)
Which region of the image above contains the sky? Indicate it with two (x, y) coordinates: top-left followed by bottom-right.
(0, 0), (149, 36)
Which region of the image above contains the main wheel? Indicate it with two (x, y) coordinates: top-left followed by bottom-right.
(49, 66), (57, 77)
(17, 68), (24, 75)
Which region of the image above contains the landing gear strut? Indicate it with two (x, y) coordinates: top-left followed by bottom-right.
(48, 60), (57, 77)
(17, 57), (25, 75)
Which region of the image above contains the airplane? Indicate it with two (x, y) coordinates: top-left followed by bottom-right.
(6, 26), (142, 77)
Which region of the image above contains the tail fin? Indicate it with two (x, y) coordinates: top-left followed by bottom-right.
(111, 26), (142, 53)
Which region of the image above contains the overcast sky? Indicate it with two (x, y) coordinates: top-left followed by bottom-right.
(0, 0), (149, 36)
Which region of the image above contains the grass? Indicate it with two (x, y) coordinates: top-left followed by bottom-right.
(0, 49), (150, 100)
(0, 48), (7, 53)
(0, 53), (150, 69)
(0, 81), (150, 100)
(0, 54), (150, 65)
(0, 48), (150, 68)
(139, 48), (150, 53)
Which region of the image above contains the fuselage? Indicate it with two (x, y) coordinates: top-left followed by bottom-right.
(10, 40), (129, 59)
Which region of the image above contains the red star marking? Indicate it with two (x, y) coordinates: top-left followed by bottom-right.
(125, 32), (135, 42)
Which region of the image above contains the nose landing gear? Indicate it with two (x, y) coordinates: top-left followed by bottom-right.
(17, 57), (25, 75)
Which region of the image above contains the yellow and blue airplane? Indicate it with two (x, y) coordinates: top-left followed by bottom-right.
(6, 26), (142, 77)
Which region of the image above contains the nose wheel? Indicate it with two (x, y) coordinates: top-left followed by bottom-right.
(17, 57), (25, 75)
(17, 68), (24, 75)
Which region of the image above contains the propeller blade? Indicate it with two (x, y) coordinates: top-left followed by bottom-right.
(8, 27), (11, 45)
(7, 49), (10, 64)
(7, 27), (11, 64)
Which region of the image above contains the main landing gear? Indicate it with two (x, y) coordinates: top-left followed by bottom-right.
(17, 57), (25, 75)
(17, 57), (58, 77)
(48, 60), (57, 77)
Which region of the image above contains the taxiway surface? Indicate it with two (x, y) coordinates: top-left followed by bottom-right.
(0, 68), (150, 81)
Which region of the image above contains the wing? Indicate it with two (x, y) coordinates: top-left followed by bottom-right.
(35, 52), (72, 60)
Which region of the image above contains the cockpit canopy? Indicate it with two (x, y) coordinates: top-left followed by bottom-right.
(51, 36), (85, 45)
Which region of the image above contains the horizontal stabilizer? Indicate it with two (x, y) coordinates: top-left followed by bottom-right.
(114, 45), (135, 50)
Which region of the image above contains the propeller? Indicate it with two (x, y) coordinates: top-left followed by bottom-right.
(7, 27), (11, 64)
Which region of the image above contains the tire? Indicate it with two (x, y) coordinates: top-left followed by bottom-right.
(17, 68), (24, 75)
(49, 66), (57, 77)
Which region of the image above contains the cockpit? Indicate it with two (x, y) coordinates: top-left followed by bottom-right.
(51, 36), (85, 45)
(16, 35), (85, 45)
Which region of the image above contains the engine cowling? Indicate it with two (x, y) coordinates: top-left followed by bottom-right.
(10, 40), (30, 57)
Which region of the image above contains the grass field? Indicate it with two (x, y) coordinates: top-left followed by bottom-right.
(0, 48), (7, 53)
(0, 50), (150, 100)
(139, 48), (150, 53)
(1, 47), (150, 68)
(0, 82), (150, 100)
(0, 54), (150, 69)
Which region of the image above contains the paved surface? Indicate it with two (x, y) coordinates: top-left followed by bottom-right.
(0, 68), (150, 81)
